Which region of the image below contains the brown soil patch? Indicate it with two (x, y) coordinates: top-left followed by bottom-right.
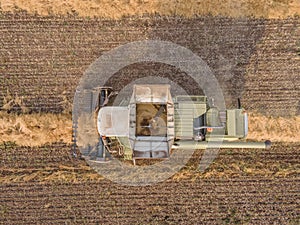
(0, 0), (299, 19)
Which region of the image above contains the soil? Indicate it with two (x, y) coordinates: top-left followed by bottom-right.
(0, 142), (299, 224)
(0, 13), (299, 116)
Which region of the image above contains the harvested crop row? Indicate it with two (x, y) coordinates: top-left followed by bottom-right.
(0, 13), (299, 116)
(0, 142), (299, 184)
(0, 177), (299, 224)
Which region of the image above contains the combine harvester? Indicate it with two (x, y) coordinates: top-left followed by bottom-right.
(73, 84), (271, 165)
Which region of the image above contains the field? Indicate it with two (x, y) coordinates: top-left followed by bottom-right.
(1, 178), (298, 224)
(0, 142), (299, 224)
(0, 14), (299, 116)
(0, 1), (300, 224)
